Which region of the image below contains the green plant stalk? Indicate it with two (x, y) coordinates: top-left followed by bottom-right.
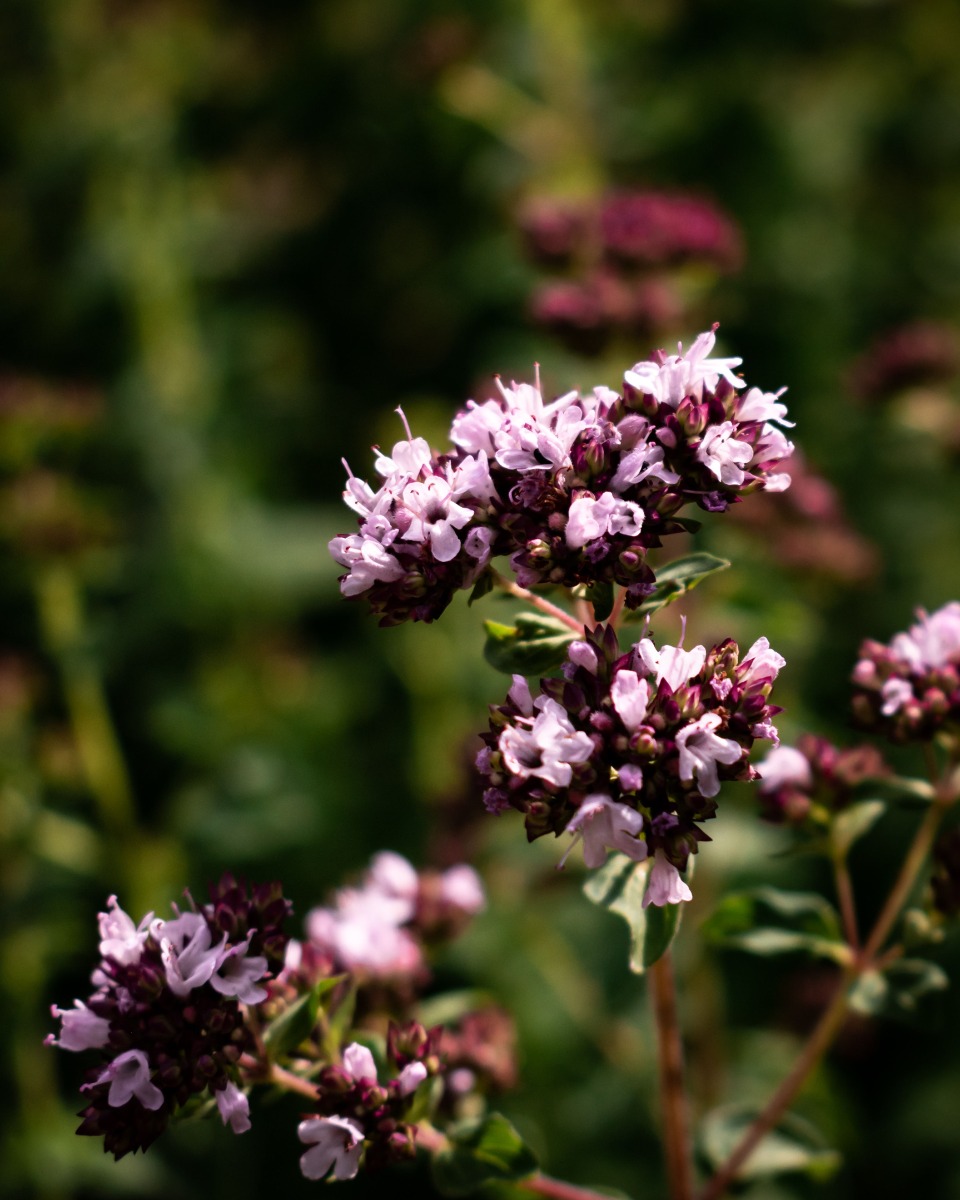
(696, 968), (853, 1200)
(35, 564), (135, 835)
(859, 788), (950, 966)
(650, 950), (696, 1200)
(701, 763), (958, 1200)
(832, 850), (860, 952)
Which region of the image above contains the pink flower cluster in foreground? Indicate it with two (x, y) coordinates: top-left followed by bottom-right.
(47, 878), (291, 1158)
(330, 328), (793, 625)
(477, 623), (784, 904)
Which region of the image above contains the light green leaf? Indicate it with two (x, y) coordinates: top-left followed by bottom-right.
(624, 553), (730, 620)
(830, 800), (886, 857)
(431, 1113), (538, 1196)
(583, 853), (684, 973)
(483, 612), (576, 675)
(263, 975), (345, 1058)
(848, 958), (949, 1022)
(416, 989), (498, 1028)
(700, 1106), (841, 1182)
(854, 776), (936, 806)
(703, 888), (849, 963)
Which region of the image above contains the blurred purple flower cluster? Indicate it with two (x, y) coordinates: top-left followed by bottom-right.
(521, 191), (742, 356)
(852, 602), (960, 742)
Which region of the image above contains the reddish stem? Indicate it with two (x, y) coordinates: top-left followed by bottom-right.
(650, 952), (695, 1200)
(491, 571), (585, 635)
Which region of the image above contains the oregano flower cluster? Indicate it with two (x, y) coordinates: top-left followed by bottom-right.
(47, 877), (291, 1158)
(330, 328), (793, 626)
(477, 624), (784, 904)
(851, 601), (960, 742)
(47, 857), (512, 1182)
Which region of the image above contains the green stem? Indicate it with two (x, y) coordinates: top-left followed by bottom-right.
(696, 970), (853, 1200)
(832, 852), (860, 952)
(650, 951), (696, 1200)
(859, 792), (948, 966)
(34, 564), (136, 835)
(701, 762), (959, 1200)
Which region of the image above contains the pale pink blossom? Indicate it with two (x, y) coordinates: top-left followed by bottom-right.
(439, 865), (486, 914)
(757, 745), (812, 791)
(498, 698), (595, 788)
(643, 851), (693, 908)
(611, 670), (650, 731)
(216, 1081), (251, 1134)
(97, 896), (152, 967)
(93, 1049), (164, 1111)
(343, 1042), (378, 1083)
(47, 1000), (110, 1051)
(298, 1115), (365, 1181)
(889, 602), (960, 671)
(562, 794), (646, 869)
(625, 327), (744, 408)
(675, 712), (743, 797)
(565, 492), (644, 549)
(881, 677), (914, 715)
(696, 422), (753, 486)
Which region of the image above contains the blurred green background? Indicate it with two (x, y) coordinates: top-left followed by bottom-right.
(4, 1), (960, 1198)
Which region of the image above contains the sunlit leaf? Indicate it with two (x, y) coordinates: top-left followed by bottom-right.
(264, 975), (344, 1058)
(624, 553), (730, 620)
(830, 799), (886, 857)
(431, 1113), (538, 1196)
(583, 853), (684, 973)
(849, 958), (949, 1023)
(703, 888), (849, 963)
(700, 1106), (841, 1182)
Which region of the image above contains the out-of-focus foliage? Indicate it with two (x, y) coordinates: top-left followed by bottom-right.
(3, 1), (960, 1198)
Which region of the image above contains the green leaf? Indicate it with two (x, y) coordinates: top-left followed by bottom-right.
(854, 776), (936, 806)
(703, 888), (849, 964)
(322, 981), (357, 1060)
(624, 552), (730, 620)
(848, 958), (949, 1023)
(830, 799), (886, 857)
(700, 1106), (841, 1183)
(263, 975), (344, 1058)
(431, 1113), (538, 1196)
(482, 612), (576, 676)
(583, 853), (684, 973)
(416, 989), (498, 1028)
(573, 580), (614, 621)
(467, 569), (494, 606)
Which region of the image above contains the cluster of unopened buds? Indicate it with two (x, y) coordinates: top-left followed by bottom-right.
(330, 327), (793, 625)
(478, 624), (784, 903)
(520, 191), (742, 356)
(48, 856), (512, 1181)
(756, 735), (890, 827)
